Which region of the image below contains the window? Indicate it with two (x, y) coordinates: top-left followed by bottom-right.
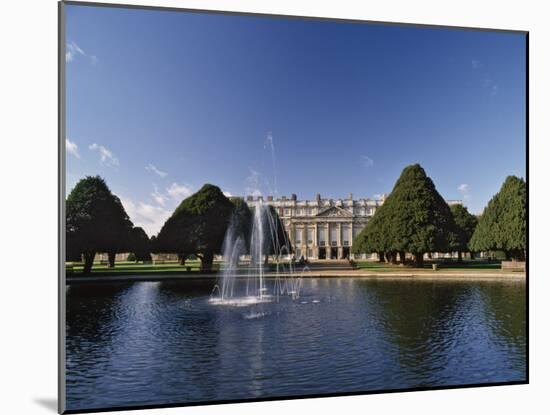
(329, 225), (338, 245)
(284, 208), (290, 216)
(318, 227), (326, 246)
(342, 226), (350, 246)
(307, 227), (314, 245)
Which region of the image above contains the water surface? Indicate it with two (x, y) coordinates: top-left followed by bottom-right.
(66, 278), (526, 411)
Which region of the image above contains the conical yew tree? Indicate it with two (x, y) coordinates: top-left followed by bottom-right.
(66, 176), (134, 273)
(449, 204), (478, 261)
(469, 176), (526, 260)
(353, 164), (456, 267)
(155, 184), (234, 271)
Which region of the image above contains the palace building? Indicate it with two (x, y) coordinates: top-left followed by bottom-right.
(245, 193), (462, 260)
(245, 193), (382, 260)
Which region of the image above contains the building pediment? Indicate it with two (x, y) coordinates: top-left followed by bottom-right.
(316, 206), (353, 218)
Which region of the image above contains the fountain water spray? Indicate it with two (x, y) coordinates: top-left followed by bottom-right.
(211, 198), (302, 306)
(211, 132), (303, 306)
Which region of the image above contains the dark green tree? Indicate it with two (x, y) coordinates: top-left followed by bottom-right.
(66, 229), (83, 262)
(351, 229), (369, 257)
(352, 164), (456, 267)
(469, 176), (526, 260)
(352, 205), (396, 262)
(229, 197), (254, 253)
(66, 176), (133, 274)
(263, 205), (292, 263)
(155, 184), (234, 271)
(130, 227), (152, 262)
(449, 204), (478, 261)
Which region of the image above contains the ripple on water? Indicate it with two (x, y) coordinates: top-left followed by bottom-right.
(65, 278), (526, 410)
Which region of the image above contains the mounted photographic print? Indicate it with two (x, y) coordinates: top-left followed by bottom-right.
(59, 1), (528, 413)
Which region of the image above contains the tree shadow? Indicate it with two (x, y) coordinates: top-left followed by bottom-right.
(34, 398), (57, 412)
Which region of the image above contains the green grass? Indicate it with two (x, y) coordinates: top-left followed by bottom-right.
(354, 259), (501, 272)
(66, 258), (505, 276)
(66, 260), (222, 275)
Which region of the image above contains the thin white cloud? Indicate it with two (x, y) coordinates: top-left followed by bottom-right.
(66, 41), (85, 63)
(120, 197), (171, 237)
(471, 59), (498, 96)
(458, 183), (471, 201)
(66, 41), (98, 64)
(166, 182), (193, 200)
(146, 164), (168, 178)
(483, 79), (499, 96)
(223, 191), (233, 198)
(89, 143), (119, 166)
(66, 138), (80, 158)
(151, 185), (167, 206)
(148, 182), (192, 207)
(360, 155), (374, 167)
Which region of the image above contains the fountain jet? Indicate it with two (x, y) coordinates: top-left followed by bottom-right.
(211, 198), (302, 306)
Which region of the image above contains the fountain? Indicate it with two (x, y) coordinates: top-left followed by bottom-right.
(210, 199), (303, 306)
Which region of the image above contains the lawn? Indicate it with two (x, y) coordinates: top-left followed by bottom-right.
(66, 259), (505, 276)
(354, 259), (502, 272)
(66, 260), (222, 275)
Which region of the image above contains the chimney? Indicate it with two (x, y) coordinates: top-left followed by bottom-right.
(349, 193), (353, 200)
(316, 193), (321, 202)
(246, 195), (253, 201)
(267, 195), (273, 201)
(291, 193), (297, 201)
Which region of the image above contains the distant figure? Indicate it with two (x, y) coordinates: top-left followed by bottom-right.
(299, 255), (305, 265)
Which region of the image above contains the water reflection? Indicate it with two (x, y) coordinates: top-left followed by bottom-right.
(66, 278), (526, 411)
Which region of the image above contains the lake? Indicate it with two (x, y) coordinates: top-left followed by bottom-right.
(65, 277), (526, 411)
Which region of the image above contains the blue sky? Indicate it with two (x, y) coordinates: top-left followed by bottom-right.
(65, 4), (526, 236)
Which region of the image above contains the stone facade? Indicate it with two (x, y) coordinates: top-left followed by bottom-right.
(245, 193), (383, 260)
(245, 193), (463, 260)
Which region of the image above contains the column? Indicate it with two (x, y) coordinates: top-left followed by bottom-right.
(320, 222), (326, 259)
(337, 222), (342, 259)
(314, 222), (319, 259)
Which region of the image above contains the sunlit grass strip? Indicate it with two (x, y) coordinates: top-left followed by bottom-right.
(66, 260), (221, 274)
(354, 260), (501, 272)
